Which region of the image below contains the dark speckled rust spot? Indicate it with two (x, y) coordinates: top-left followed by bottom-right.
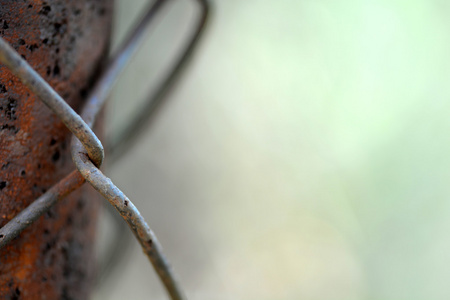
(53, 62), (60, 76)
(39, 5), (51, 16)
(52, 150), (60, 162)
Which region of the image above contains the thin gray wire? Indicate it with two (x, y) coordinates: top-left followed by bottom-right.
(109, 0), (211, 161)
(0, 38), (104, 167)
(99, 0), (211, 283)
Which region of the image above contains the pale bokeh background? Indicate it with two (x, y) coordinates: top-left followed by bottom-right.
(94, 0), (450, 299)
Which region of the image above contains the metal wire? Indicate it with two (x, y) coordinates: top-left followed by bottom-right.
(81, 0), (170, 130)
(0, 171), (85, 247)
(0, 0), (211, 298)
(98, 0), (211, 283)
(109, 0), (210, 161)
(72, 146), (186, 300)
(0, 38), (104, 167)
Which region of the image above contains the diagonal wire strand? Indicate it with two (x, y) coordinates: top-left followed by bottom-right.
(0, 171), (85, 248)
(0, 38), (104, 167)
(108, 0), (211, 161)
(99, 0), (210, 283)
(72, 145), (187, 300)
(81, 0), (170, 129)
(71, 0), (188, 298)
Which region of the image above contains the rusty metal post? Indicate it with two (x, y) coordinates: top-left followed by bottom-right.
(0, 1), (112, 299)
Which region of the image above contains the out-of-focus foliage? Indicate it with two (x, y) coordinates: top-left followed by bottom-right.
(95, 0), (450, 299)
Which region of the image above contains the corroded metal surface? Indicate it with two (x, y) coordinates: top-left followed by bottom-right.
(0, 1), (112, 299)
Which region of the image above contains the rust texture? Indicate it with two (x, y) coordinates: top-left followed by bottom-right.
(0, 1), (112, 299)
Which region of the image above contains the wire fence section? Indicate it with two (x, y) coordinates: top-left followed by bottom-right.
(0, 0), (210, 299)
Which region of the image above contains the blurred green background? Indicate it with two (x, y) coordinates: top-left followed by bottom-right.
(94, 0), (450, 299)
